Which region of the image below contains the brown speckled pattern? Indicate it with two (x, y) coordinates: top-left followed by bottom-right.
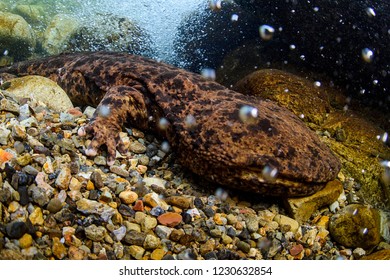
(0, 52), (341, 197)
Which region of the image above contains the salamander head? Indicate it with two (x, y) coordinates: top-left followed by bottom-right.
(175, 95), (340, 197)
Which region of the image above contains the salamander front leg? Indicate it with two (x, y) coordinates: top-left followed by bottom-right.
(78, 85), (149, 165)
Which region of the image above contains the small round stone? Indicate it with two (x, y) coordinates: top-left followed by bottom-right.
(47, 198), (63, 213)
(18, 233), (33, 249)
(119, 190), (138, 204)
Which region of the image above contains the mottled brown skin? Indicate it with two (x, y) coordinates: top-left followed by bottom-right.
(0, 52), (341, 197)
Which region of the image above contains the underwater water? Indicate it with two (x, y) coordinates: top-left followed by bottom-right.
(76, 0), (207, 62)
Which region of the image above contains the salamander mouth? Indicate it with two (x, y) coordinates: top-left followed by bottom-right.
(238, 169), (326, 197)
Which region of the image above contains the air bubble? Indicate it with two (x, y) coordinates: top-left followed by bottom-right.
(314, 81), (321, 87)
(215, 188), (228, 201)
(259, 25), (275, 40)
(184, 114), (197, 130)
(299, 114), (305, 119)
(262, 165), (278, 182)
(201, 68), (216, 80)
(373, 79), (379, 85)
(362, 48), (374, 63)
(161, 141), (170, 153)
(209, 0), (222, 11)
(352, 208), (359, 215)
(239, 105), (258, 123)
(300, 55), (306, 61)
(97, 105), (110, 117)
(379, 132), (388, 143)
(231, 14), (239, 22)
(365, 7), (376, 17)
(313, 7), (319, 12)
(289, 44), (296, 50)
(158, 117), (170, 130)
(3, 50), (8, 56)
(361, 228), (369, 235)
(381, 161), (390, 186)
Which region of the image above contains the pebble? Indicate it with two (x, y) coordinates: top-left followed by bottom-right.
(110, 165), (129, 178)
(76, 198), (116, 222)
(157, 212), (183, 227)
(55, 166), (71, 190)
(118, 204), (135, 217)
(289, 244), (304, 256)
(129, 141), (147, 154)
(47, 198), (63, 213)
(29, 207), (44, 225)
(18, 233), (33, 249)
(68, 245), (87, 260)
(85, 224), (107, 241)
(143, 192), (169, 210)
(155, 225), (173, 239)
(143, 177), (167, 189)
(129, 245), (145, 260)
(245, 214), (259, 233)
(237, 241), (251, 253)
(119, 190), (138, 204)
(90, 171), (104, 189)
(141, 216), (158, 232)
(273, 214), (299, 233)
(200, 239), (215, 255)
(353, 247), (366, 259)
(133, 200), (144, 212)
(112, 226), (127, 241)
(52, 237), (67, 259)
(164, 196), (193, 209)
(143, 234), (161, 250)
(151, 248), (166, 260)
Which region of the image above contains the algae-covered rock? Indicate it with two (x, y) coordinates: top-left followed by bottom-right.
(5, 75), (73, 111)
(42, 14), (80, 55)
(235, 69), (334, 126)
(0, 12), (36, 61)
(329, 204), (382, 249)
(13, 4), (47, 25)
(64, 13), (154, 57)
(320, 112), (390, 209)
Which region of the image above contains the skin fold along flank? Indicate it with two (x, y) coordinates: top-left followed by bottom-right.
(0, 51), (341, 197)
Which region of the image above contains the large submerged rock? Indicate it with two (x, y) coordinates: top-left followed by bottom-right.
(63, 13), (154, 57)
(0, 12), (36, 61)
